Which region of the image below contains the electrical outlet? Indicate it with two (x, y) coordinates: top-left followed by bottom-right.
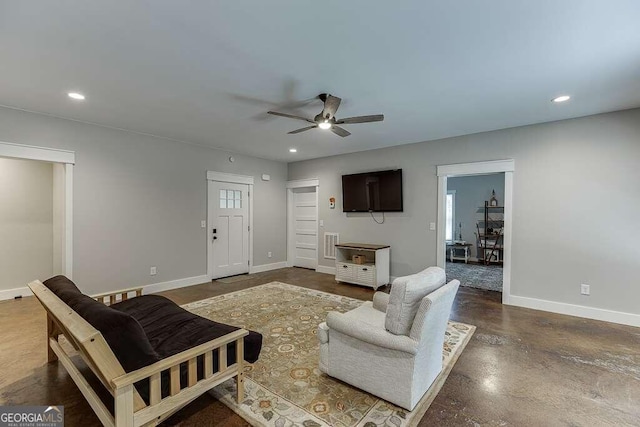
(319, 220), (324, 227)
(150, 266), (157, 276)
(201, 220), (206, 228)
(580, 284), (590, 295)
(429, 222), (436, 231)
(268, 251), (272, 258)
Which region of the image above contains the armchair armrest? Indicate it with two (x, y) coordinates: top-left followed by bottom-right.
(372, 292), (390, 312)
(317, 322), (330, 344)
(326, 312), (418, 355)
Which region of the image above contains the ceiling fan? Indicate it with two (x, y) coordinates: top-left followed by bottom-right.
(267, 93), (384, 137)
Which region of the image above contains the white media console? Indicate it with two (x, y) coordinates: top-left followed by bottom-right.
(335, 243), (390, 290)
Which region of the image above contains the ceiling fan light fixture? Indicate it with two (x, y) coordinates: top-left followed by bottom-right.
(318, 120), (332, 130)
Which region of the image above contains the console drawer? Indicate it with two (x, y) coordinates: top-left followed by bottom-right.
(356, 265), (376, 283)
(336, 262), (355, 281)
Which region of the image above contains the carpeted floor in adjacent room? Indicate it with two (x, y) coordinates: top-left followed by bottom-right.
(446, 261), (503, 292)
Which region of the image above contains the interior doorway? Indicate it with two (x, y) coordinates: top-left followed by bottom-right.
(287, 179), (319, 270)
(437, 160), (514, 304)
(0, 141), (74, 300)
(207, 172), (254, 280)
(445, 173), (505, 292)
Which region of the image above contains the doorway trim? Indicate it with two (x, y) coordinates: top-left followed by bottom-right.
(436, 159), (514, 304)
(206, 171), (254, 279)
(286, 178), (319, 270)
(0, 141), (75, 282)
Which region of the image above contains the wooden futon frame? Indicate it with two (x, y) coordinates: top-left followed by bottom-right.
(29, 280), (248, 427)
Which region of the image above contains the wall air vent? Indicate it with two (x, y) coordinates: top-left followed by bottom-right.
(324, 232), (339, 259)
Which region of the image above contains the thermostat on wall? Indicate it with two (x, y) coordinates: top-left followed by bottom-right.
(261, 174), (271, 181)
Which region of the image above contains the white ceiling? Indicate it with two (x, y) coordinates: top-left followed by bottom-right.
(1, 1), (639, 162)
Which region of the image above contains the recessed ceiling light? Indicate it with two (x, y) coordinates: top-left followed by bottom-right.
(68, 92), (86, 101)
(552, 95), (570, 103)
(318, 120), (332, 130)
(289, 148), (297, 153)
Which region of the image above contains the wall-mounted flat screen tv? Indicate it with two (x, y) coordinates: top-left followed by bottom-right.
(342, 169), (403, 212)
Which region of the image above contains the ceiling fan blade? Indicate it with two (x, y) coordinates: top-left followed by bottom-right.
(267, 111), (315, 124)
(336, 114), (384, 124)
(321, 94), (342, 119)
(330, 126), (351, 137)
(288, 125), (317, 134)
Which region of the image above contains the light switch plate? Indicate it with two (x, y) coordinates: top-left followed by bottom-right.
(201, 220), (206, 228)
(150, 266), (157, 276)
(581, 284), (590, 295)
(319, 220), (324, 227)
(429, 222), (436, 231)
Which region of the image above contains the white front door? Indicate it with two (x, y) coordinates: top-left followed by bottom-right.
(209, 181), (249, 279)
(290, 187), (318, 269)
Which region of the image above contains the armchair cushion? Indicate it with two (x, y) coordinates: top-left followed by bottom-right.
(327, 311), (419, 355)
(372, 292), (390, 312)
(385, 266), (446, 335)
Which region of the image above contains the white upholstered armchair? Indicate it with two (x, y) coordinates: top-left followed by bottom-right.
(317, 267), (459, 410)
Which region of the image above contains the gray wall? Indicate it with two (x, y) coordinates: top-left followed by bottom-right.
(0, 157), (53, 291)
(448, 174), (505, 259)
(0, 106), (287, 295)
(288, 108), (640, 315)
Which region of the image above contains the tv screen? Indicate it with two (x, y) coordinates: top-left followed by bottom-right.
(342, 169), (403, 212)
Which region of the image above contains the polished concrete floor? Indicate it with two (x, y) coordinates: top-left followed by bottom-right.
(1, 268), (639, 426)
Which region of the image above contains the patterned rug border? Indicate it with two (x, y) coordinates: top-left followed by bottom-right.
(181, 281), (366, 310)
(182, 282), (476, 427)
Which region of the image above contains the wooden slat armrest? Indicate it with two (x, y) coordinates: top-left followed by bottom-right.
(111, 329), (249, 389)
(91, 287), (144, 304)
(91, 287), (144, 299)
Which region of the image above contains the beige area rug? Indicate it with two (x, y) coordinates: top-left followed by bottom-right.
(183, 282), (475, 427)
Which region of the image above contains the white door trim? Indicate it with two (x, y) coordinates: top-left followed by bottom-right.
(286, 178), (319, 189)
(0, 140), (75, 165)
(206, 171), (254, 185)
(0, 141), (74, 281)
(436, 159), (514, 305)
(206, 171), (254, 279)
(286, 179), (319, 270)
(437, 159), (514, 176)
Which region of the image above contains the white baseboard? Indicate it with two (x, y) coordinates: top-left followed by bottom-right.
(0, 286), (32, 301)
(316, 265), (336, 275)
(250, 261), (288, 274)
(144, 274), (210, 294)
(508, 295), (640, 328)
